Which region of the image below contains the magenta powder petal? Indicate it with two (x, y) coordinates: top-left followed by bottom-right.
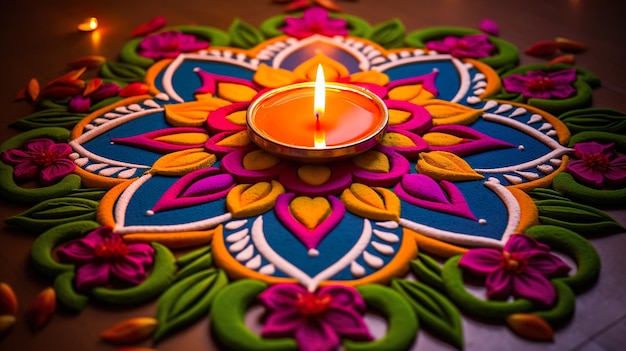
(281, 7), (348, 39)
(566, 160), (605, 187)
(57, 240), (97, 263)
(526, 251), (571, 277)
(110, 257), (149, 285)
(295, 319), (341, 351)
(321, 285), (365, 311)
(479, 18), (499, 36)
(68, 95), (92, 113)
(75, 261), (111, 290)
(512, 269), (557, 306)
(605, 156), (626, 184)
(12, 161), (39, 180)
(485, 268), (513, 300)
(40, 158), (76, 185)
(89, 82), (121, 101)
(258, 283), (306, 310)
(458, 248), (503, 275)
(504, 233), (543, 253)
(24, 138), (55, 153)
(261, 308), (302, 337)
(321, 306), (373, 340)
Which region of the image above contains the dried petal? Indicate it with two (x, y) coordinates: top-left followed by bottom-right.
(115, 348), (158, 351)
(506, 313), (554, 341)
(130, 16), (167, 37)
(14, 88), (27, 101)
(68, 55), (107, 69)
(47, 67), (87, 86)
(285, 0), (310, 12)
(525, 40), (559, 57)
(314, 0), (342, 12)
(83, 78), (103, 96)
(118, 82), (149, 97)
(27, 78), (40, 101)
(25, 287), (56, 331)
(100, 317), (158, 344)
(0, 283), (18, 316)
(547, 54), (575, 68)
(555, 37), (588, 53)
(0, 315), (16, 333)
(478, 18), (499, 36)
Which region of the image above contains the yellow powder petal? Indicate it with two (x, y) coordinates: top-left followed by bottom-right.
(388, 109), (412, 125)
(416, 151), (483, 181)
(341, 184), (400, 222)
(349, 70), (390, 86)
(352, 151), (390, 173)
(216, 130), (252, 147)
(151, 148), (217, 176)
(165, 100), (227, 127)
(293, 53), (350, 81)
(226, 110), (247, 126)
(381, 132), (416, 148)
(217, 83), (258, 102)
(422, 100), (483, 126)
(297, 165), (332, 186)
(253, 63), (298, 88)
(226, 181), (285, 218)
(154, 132), (209, 145)
(422, 132), (464, 146)
(290, 196), (331, 229)
(243, 150), (280, 170)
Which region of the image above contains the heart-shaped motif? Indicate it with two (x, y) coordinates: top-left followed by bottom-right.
(290, 196), (331, 230)
(275, 193), (344, 250)
(297, 165), (331, 186)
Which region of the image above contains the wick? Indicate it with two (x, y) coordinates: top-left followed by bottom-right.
(315, 111), (320, 120)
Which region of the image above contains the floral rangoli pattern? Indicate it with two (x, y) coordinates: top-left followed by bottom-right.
(2, 7), (626, 351)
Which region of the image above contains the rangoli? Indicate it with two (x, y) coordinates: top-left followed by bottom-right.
(1, 5), (625, 351)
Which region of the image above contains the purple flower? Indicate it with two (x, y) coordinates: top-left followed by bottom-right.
(281, 7), (349, 39)
(138, 31), (210, 60)
(425, 34), (495, 59)
(458, 234), (570, 306)
(566, 142), (626, 188)
(0, 138), (75, 186)
(56, 226), (155, 291)
(502, 68), (577, 100)
(258, 284), (373, 351)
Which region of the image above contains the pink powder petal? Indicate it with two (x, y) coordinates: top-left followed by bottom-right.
(56, 240), (97, 263)
(458, 248), (503, 275)
(479, 18), (499, 36)
(567, 160), (605, 188)
(322, 306), (373, 340)
(40, 158), (76, 185)
(485, 268), (513, 300)
(75, 261), (110, 290)
(294, 319), (340, 351)
(512, 269), (557, 306)
(110, 256), (150, 285)
(526, 252), (571, 277)
(261, 308), (301, 337)
(258, 283), (307, 310)
(320, 285), (365, 311)
(68, 95), (91, 113)
(12, 161), (39, 180)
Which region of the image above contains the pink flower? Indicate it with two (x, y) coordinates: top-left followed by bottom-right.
(0, 138), (75, 186)
(425, 34), (495, 59)
(566, 142), (626, 188)
(458, 234), (570, 306)
(502, 68), (577, 100)
(478, 18), (499, 36)
(138, 31), (210, 60)
(56, 226), (155, 291)
(281, 7), (349, 39)
(258, 284), (373, 351)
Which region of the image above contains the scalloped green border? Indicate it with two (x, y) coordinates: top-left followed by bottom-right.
(404, 26), (519, 70)
(0, 127), (81, 205)
(211, 279), (297, 351)
(119, 25), (230, 68)
(259, 13), (372, 39)
(553, 173), (626, 206)
(30, 220), (101, 277)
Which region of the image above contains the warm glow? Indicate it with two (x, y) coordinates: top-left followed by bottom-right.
(78, 17), (99, 32)
(314, 64), (326, 148)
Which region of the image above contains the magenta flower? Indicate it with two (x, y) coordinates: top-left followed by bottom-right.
(425, 34), (495, 59)
(138, 30), (210, 60)
(458, 234), (570, 306)
(566, 142), (626, 188)
(0, 138), (75, 186)
(258, 284), (373, 351)
(281, 7), (349, 39)
(502, 68), (577, 100)
(56, 226), (155, 291)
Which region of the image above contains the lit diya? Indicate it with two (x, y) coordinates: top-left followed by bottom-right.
(247, 64), (389, 162)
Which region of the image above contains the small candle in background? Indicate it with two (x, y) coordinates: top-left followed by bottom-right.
(78, 17), (99, 32)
